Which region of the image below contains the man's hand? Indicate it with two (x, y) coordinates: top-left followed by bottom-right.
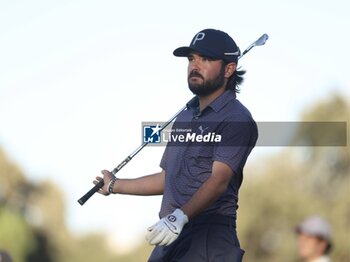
(146, 209), (189, 246)
(93, 170), (116, 196)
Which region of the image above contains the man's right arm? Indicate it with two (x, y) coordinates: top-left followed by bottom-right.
(114, 170), (165, 195)
(93, 169), (165, 196)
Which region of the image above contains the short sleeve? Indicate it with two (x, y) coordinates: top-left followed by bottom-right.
(160, 146), (169, 171)
(213, 119), (258, 175)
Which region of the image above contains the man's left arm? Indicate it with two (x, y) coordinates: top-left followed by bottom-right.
(182, 119), (257, 218)
(146, 161), (233, 246)
(181, 160), (233, 219)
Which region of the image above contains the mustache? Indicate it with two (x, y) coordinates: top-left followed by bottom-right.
(188, 70), (204, 79)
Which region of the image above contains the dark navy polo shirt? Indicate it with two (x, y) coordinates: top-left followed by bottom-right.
(159, 90), (258, 219)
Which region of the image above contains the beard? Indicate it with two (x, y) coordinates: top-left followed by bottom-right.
(188, 65), (225, 96)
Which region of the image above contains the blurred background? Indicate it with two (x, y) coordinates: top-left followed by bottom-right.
(0, 0), (349, 261)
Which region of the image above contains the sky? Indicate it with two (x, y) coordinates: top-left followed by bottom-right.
(0, 0), (349, 252)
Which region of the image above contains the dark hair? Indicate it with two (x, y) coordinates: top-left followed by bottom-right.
(222, 61), (246, 93)
(316, 236), (332, 254)
(321, 239), (332, 254)
(325, 242), (332, 254)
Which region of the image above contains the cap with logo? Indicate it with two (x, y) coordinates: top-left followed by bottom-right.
(173, 29), (240, 63)
(296, 216), (332, 242)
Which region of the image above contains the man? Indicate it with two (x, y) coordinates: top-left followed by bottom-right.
(296, 216), (333, 262)
(94, 29), (258, 261)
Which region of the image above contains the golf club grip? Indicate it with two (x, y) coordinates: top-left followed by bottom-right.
(78, 180), (104, 205)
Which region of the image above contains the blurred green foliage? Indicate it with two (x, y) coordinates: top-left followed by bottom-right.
(0, 94), (349, 261)
(0, 207), (36, 262)
(0, 148), (138, 262)
(238, 93), (350, 262)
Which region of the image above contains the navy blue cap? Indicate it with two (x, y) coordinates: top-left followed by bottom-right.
(173, 29), (240, 63)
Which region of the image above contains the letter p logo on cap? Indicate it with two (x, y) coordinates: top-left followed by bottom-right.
(192, 32), (205, 46)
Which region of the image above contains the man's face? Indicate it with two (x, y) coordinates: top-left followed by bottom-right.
(297, 233), (328, 260)
(187, 53), (226, 96)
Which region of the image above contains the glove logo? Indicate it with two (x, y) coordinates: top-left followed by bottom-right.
(167, 215), (177, 222)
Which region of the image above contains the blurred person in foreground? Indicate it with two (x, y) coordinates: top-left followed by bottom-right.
(94, 29), (258, 261)
(296, 216), (332, 262)
(0, 251), (12, 262)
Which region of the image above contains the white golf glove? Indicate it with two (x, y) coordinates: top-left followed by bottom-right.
(146, 208), (189, 246)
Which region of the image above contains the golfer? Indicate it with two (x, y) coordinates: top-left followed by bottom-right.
(94, 28), (258, 261)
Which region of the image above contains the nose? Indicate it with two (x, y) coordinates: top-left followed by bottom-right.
(188, 57), (200, 72)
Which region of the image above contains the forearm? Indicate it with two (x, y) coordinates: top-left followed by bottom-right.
(181, 175), (227, 219)
(181, 161), (233, 219)
(113, 170), (165, 196)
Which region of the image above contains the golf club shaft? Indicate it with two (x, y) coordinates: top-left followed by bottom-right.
(78, 106), (187, 205)
(77, 33), (268, 205)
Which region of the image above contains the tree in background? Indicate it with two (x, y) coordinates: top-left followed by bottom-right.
(238, 93), (350, 262)
(0, 149), (123, 262)
(0, 149), (38, 262)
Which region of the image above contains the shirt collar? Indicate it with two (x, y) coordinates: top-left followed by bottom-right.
(186, 90), (236, 114)
(310, 256), (331, 262)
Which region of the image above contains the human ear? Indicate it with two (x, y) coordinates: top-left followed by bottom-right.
(224, 63), (237, 78)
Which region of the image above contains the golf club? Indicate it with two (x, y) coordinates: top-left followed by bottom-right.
(239, 33), (269, 59)
(77, 33), (269, 205)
